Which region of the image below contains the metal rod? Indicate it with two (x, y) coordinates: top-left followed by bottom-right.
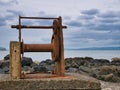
(23, 44), (53, 52)
(20, 16), (59, 20)
(19, 16), (21, 42)
(11, 25), (67, 29)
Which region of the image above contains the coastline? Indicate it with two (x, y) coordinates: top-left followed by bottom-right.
(0, 55), (120, 89)
(0, 50), (120, 61)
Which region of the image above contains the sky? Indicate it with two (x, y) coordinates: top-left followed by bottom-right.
(0, 0), (120, 49)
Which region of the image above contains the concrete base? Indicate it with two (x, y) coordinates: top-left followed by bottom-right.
(0, 73), (101, 90)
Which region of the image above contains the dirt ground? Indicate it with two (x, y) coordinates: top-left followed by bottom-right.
(0, 74), (120, 90)
(100, 80), (120, 90)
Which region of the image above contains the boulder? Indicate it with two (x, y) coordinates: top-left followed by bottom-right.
(99, 65), (117, 75)
(3, 67), (9, 74)
(22, 66), (34, 73)
(40, 59), (54, 65)
(111, 57), (120, 66)
(4, 54), (10, 60)
(0, 60), (9, 69)
(92, 59), (110, 66)
(79, 66), (92, 73)
(39, 60), (54, 73)
(21, 57), (33, 67)
(32, 64), (40, 73)
(97, 73), (120, 82)
(67, 67), (78, 73)
(38, 66), (48, 73)
(0, 68), (4, 74)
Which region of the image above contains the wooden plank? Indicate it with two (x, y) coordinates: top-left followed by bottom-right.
(10, 41), (21, 80)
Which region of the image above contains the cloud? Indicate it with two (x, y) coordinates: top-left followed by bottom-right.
(81, 9), (99, 15)
(0, 18), (6, 26)
(0, 0), (18, 5)
(98, 11), (120, 18)
(7, 10), (23, 16)
(89, 23), (120, 30)
(65, 21), (82, 27)
(0, 0), (120, 49)
(63, 9), (120, 48)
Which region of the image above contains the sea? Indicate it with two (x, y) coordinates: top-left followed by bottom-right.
(0, 50), (120, 61)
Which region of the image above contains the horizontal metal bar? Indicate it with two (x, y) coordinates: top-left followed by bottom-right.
(23, 44), (53, 52)
(11, 25), (67, 29)
(20, 16), (59, 20)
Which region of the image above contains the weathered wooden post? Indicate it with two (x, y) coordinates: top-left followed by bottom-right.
(10, 41), (21, 80)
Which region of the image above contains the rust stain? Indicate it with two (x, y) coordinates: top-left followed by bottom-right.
(10, 16), (67, 80)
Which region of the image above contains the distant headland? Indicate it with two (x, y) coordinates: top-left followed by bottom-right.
(66, 47), (120, 50)
(0, 47), (7, 51)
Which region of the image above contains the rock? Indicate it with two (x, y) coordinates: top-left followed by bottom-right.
(0, 68), (4, 74)
(111, 57), (120, 66)
(112, 57), (120, 61)
(67, 67), (78, 73)
(40, 59), (54, 65)
(46, 59), (54, 65)
(0, 60), (9, 69)
(3, 67), (9, 74)
(97, 73), (120, 82)
(4, 54), (10, 60)
(89, 68), (100, 78)
(21, 57), (33, 67)
(65, 57), (85, 70)
(84, 57), (94, 61)
(39, 60), (54, 73)
(38, 66), (48, 73)
(99, 65), (117, 75)
(79, 66), (92, 73)
(92, 59), (110, 66)
(22, 66), (34, 73)
(32, 64), (40, 73)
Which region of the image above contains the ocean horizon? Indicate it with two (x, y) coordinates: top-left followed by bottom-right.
(0, 50), (120, 61)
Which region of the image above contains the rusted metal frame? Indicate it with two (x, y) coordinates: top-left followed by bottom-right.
(20, 16), (59, 20)
(11, 25), (67, 29)
(10, 16), (66, 78)
(51, 19), (60, 62)
(19, 16), (21, 42)
(52, 17), (65, 76)
(58, 16), (65, 76)
(23, 44), (53, 52)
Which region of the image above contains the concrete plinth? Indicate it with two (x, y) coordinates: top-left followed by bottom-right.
(0, 73), (101, 90)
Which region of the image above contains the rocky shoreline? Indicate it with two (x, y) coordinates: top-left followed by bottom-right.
(0, 54), (120, 83)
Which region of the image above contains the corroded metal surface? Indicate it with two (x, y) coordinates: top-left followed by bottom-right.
(23, 44), (53, 52)
(10, 16), (67, 79)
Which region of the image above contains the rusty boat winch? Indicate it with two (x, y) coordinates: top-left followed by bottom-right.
(10, 16), (67, 80)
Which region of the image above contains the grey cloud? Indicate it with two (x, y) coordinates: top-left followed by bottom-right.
(81, 9), (99, 15)
(98, 11), (120, 18)
(7, 10), (24, 17)
(99, 18), (119, 23)
(37, 20), (53, 26)
(88, 23), (120, 30)
(65, 21), (82, 27)
(78, 10), (120, 31)
(39, 11), (56, 17)
(0, 18), (6, 26)
(0, 10), (23, 26)
(63, 16), (71, 20)
(0, 0), (18, 5)
(63, 9), (120, 48)
(78, 15), (94, 20)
